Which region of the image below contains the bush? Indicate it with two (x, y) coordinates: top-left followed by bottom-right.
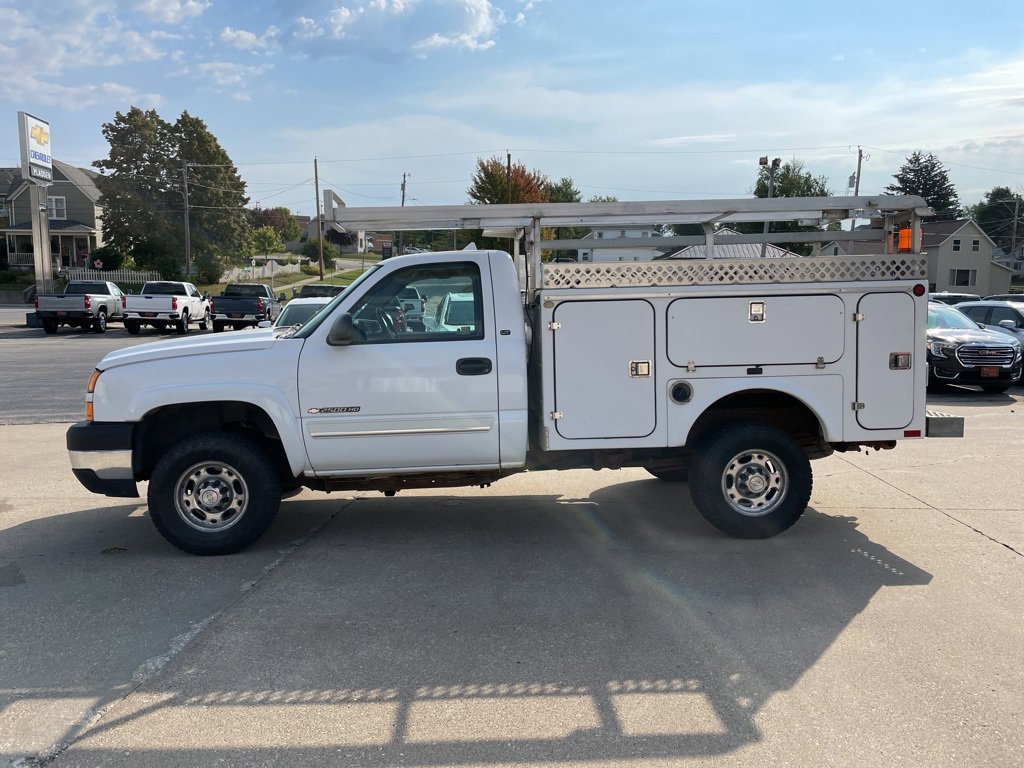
(300, 264), (320, 276)
(90, 245), (126, 271)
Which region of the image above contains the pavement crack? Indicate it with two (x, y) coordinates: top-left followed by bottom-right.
(835, 455), (1022, 558)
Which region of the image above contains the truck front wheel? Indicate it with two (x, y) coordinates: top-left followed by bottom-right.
(147, 432), (281, 555)
(689, 424), (811, 539)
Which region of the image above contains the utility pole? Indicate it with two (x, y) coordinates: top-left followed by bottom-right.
(854, 146), (863, 196)
(759, 156), (780, 258)
(507, 151), (513, 254)
(398, 173), (407, 255)
(181, 161), (191, 278)
(1011, 198), (1020, 261)
(314, 156), (324, 280)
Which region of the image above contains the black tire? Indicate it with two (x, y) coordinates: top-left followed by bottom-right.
(42, 318), (58, 334)
(147, 431), (281, 555)
(212, 321), (225, 333)
(124, 319), (141, 335)
(645, 465), (689, 482)
(689, 424), (812, 539)
(154, 321), (167, 333)
(198, 309), (211, 330)
(78, 320), (92, 332)
(981, 384), (1009, 394)
(93, 309), (107, 334)
(176, 311), (189, 335)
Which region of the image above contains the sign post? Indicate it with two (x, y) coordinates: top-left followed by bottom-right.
(18, 112), (54, 294)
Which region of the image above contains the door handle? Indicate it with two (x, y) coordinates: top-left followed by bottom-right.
(456, 357), (492, 375)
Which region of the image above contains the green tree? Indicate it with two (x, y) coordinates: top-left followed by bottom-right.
(251, 225), (284, 255)
(94, 108), (181, 275)
(733, 159), (832, 255)
(884, 151), (961, 221)
(94, 107), (250, 280)
(968, 186), (1023, 255)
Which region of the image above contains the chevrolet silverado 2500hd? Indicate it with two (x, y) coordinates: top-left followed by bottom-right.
(67, 196), (964, 554)
(35, 280), (125, 334)
(123, 281), (211, 335)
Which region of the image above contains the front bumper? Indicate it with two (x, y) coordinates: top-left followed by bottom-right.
(928, 356), (1021, 384)
(66, 421), (139, 497)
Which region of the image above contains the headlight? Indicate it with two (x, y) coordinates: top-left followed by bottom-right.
(928, 341), (957, 358)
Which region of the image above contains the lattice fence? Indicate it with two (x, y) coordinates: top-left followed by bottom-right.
(542, 256), (928, 289)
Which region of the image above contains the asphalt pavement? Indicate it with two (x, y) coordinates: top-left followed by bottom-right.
(0, 310), (1022, 767)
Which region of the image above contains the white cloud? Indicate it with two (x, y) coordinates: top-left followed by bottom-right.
(221, 26), (280, 50)
(136, 0), (211, 24)
(413, 0), (504, 51)
(195, 61), (269, 87)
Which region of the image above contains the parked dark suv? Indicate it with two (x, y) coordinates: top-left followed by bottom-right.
(927, 302), (1022, 393)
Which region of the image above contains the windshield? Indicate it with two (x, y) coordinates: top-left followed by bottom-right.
(64, 282), (108, 295)
(142, 282), (186, 295)
(928, 304), (981, 331)
(291, 266), (381, 339)
(275, 303), (327, 328)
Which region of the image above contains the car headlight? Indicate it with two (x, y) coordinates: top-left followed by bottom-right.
(928, 341), (957, 358)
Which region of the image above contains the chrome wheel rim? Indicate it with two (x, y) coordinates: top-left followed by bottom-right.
(720, 448), (788, 517)
(173, 460), (249, 532)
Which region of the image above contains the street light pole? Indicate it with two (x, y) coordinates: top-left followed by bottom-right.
(759, 156), (780, 258)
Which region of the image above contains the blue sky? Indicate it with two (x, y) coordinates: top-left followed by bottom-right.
(1, 0), (1023, 217)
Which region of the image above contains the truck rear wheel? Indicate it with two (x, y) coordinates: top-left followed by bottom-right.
(689, 424), (811, 539)
(124, 320), (140, 335)
(147, 431), (281, 555)
(42, 318), (58, 334)
(93, 309), (107, 334)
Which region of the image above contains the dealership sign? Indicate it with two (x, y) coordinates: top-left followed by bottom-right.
(18, 111), (52, 185)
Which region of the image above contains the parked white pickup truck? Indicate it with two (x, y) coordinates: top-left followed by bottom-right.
(67, 197), (963, 555)
(123, 281), (211, 335)
(35, 280), (125, 334)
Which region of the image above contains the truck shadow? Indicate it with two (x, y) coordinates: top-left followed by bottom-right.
(38, 479), (931, 765)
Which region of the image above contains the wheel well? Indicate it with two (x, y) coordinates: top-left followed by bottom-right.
(687, 389), (830, 458)
(134, 401), (292, 481)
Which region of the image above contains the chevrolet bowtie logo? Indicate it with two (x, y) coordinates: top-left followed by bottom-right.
(30, 125), (49, 145)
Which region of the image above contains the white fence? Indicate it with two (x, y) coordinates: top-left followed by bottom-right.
(64, 268), (163, 284)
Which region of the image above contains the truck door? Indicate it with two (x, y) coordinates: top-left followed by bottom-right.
(297, 259), (501, 473)
(551, 299), (657, 439)
(855, 292), (916, 429)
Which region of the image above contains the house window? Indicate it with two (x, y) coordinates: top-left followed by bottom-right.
(948, 269), (976, 287)
(952, 238), (961, 252)
(971, 239), (980, 252)
(596, 232), (603, 239)
(47, 196), (66, 220)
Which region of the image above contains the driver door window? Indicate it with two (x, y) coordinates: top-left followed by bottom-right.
(348, 262), (483, 343)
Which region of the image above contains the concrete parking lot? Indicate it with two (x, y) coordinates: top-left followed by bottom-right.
(0, 307), (1021, 767)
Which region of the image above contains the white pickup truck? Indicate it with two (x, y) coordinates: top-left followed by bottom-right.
(123, 281), (211, 335)
(66, 196), (963, 555)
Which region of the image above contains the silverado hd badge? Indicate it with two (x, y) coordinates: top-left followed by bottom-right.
(307, 406), (361, 414)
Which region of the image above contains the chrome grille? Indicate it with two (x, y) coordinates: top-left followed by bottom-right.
(956, 344), (1016, 366)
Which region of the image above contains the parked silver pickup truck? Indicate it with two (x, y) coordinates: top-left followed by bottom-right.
(34, 280), (125, 334)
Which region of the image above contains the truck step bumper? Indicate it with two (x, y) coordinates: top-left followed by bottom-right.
(926, 410), (965, 438)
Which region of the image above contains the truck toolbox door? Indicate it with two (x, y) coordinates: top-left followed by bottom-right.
(855, 292), (916, 429)
(297, 259), (500, 473)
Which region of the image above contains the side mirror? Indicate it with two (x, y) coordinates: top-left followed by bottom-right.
(327, 313), (362, 346)
(977, 323), (986, 330)
(257, 320), (272, 328)
(278, 293), (286, 302)
(998, 319), (1016, 329)
(204, 291), (212, 301)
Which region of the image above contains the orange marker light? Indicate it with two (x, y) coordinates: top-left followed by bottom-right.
(86, 369), (101, 421)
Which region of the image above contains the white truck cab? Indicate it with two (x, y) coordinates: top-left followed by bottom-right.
(67, 196), (963, 554)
